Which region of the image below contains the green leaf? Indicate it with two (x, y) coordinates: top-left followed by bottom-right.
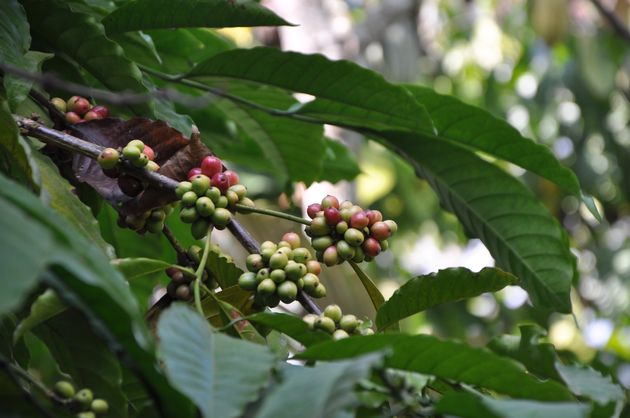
(23, 0), (152, 115)
(112, 257), (173, 280)
(103, 0), (292, 34)
(0, 173), (194, 418)
(253, 353), (384, 418)
(555, 362), (625, 406)
(377, 132), (575, 313)
(33, 152), (115, 258)
(187, 47), (434, 134)
(0, 101), (36, 189)
(436, 392), (590, 418)
(13, 289), (65, 343)
(208, 294), (265, 344)
(204, 250), (243, 289)
(298, 334), (574, 401)
(0, 0), (33, 109)
(34, 308), (128, 418)
(215, 85), (326, 184)
(318, 137), (361, 183)
(376, 267), (517, 329)
(248, 312), (331, 347)
(157, 304), (276, 418)
(348, 260), (386, 314)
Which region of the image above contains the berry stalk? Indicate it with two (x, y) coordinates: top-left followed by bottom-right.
(193, 227), (214, 315)
(234, 203), (311, 226)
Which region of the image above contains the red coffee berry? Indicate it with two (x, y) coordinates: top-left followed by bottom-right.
(211, 172), (230, 193)
(370, 221), (391, 241)
(350, 211), (369, 229)
(223, 170), (239, 186)
(362, 237), (381, 257)
(321, 195), (340, 209)
(67, 96), (90, 116)
(200, 155), (223, 177)
(307, 203), (322, 219)
(90, 105), (109, 118)
(188, 167), (202, 180)
(83, 111), (101, 121)
(365, 210), (383, 226)
(65, 111), (82, 124)
(282, 232), (301, 249)
(143, 145), (155, 161)
(324, 207), (342, 226)
(323, 245), (339, 266)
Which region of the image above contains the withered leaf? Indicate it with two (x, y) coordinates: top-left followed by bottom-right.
(69, 117), (213, 215)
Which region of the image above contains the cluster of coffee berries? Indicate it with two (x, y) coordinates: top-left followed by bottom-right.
(303, 304), (374, 340)
(51, 96), (109, 125)
(176, 155), (253, 239)
(53, 380), (108, 417)
(305, 195), (398, 266)
(238, 233), (326, 307)
(119, 204), (174, 234)
(165, 244), (226, 300)
(120, 139), (159, 171)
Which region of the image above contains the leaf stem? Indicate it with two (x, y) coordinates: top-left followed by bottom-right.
(234, 204), (311, 226)
(193, 228), (213, 315)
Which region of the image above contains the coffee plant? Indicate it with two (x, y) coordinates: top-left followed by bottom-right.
(0, 1), (627, 418)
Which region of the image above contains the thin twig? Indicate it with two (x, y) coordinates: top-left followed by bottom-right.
(590, 0), (630, 45)
(235, 203), (311, 226)
(162, 225), (190, 265)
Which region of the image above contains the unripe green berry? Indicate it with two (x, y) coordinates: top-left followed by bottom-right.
(277, 280), (298, 303)
(128, 139), (145, 151)
(74, 388), (93, 408)
(146, 219), (164, 234)
(275, 246), (293, 259)
(146, 160), (160, 172)
(332, 329), (349, 340)
(351, 246), (365, 263)
(229, 184), (247, 200)
(97, 148), (119, 169)
(238, 272), (258, 290)
(225, 190), (240, 207)
(339, 314), (358, 333)
(205, 186), (221, 203)
(276, 240), (290, 249)
(261, 241), (277, 251)
(122, 145), (141, 160)
(237, 197), (255, 211)
(175, 181), (192, 198)
(195, 196), (215, 217)
(270, 268), (286, 283)
(191, 218), (211, 240)
(285, 262), (306, 281)
(124, 214), (145, 230)
(132, 153), (149, 167)
(303, 313), (318, 329)
(53, 381), (75, 399)
(181, 191), (198, 207)
(90, 399), (109, 415)
(315, 316), (336, 334)
(292, 247), (311, 264)
(340, 200), (353, 209)
(215, 195), (229, 209)
(323, 246), (339, 266)
(380, 240), (389, 251)
(321, 195), (340, 209)
(211, 208), (232, 229)
(150, 209), (166, 222)
(323, 304), (343, 322)
(361, 328), (375, 336)
(187, 245), (201, 262)
(302, 273), (319, 293)
(335, 221), (349, 235)
(51, 97), (66, 112)
(246, 254), (264, 272)
(191, 174), (211, 195)
(297, 277), (304, 288)
(384, 220), (397, 234)
(344, 228), (365, 247)
(261, 248), (275, 263)
(310, 216), (330, 237)
(179, 207), (199, 224)
(336, 240), (355, 260)
(269, 252), (288, 269)
(313, 283), (327, 298)
(77, 412), (96, 418)
(312, 236), (333, 252)
(257, 278), (276, 296)
(256, 268), (270, 283)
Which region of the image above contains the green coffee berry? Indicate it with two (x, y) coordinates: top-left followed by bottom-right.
(313, 283), (327, 298)
(97, 148), (119, 170)
(275, 246), (293, 259)
(74, 388), (94, 408)
(351, 246), (365, 263)
(312, 235), (334, 252)
(53, 381), (75, 398)
(315, 316), (336, 334)
(323, 304), (343, 322)
(361, 328), (375, 336)
(335, 221), (349, 235)
(215, 195), (229, 209)
(261, 248), (275, 263)
(122, 145), (141, 160)
(277, 240), (292, 249)
(322, 246), (339, 266)
(51, 97), (66, 112)
(237, 197), (255, 211)
(246, 254), (264, 272)
(150, 209), (166, 222)
(332, 329), (349, 340)
(191, 175), (211, 195)
(175, 181), (192, 198)
(179, 207), (199, 224)
(256, 268), (270, 283)
(132, 153), (149, 167)
(277, 280), (298, 303)
(211, 207), (232, 229)
(195, 196), (215, 217)
(187, 245), (201, 262)
(270, 268), (286, 283)
(292, 247), (311, 263)
(146, 219), (164, 234)
(181, 191), (198, 207)
(261, 241), (277, 251)
(146, 160), (160, 172)
(310, 217), (330, 236)
(380, 240), (389, 251)
(339, 314), (358, 333)
(229, 184), (247, 200)
(238, 272), (258, 291)
(191, 218), (211, 239)
(384, 220), (398, 234)
(303, 314), (318, 329)
(226, 190), (239, 207)
(77, 412), (96, 418)
(344, 228), (365, 247)
(285, 262), (305, 281)
(297, 277), (304, 289)
(90, 399), (109, 415)
(269, 252), (289, 269)
(336, 240), (355, 260)
(205, 186), (221, 203)
(302, 273), (319, 292)
(257, 278), (276, 296)
(128, 139), (145, 151)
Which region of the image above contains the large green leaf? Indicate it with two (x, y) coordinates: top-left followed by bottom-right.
(204, 250), (242, 289)
(112, 257), (173, 280)
(34, 308), (128, 418)
(0, 173), (193, 418)
(0, 101), (36, 189)
(187, 47), (434, 134)
(405, 85), (583, 199)
(248, 312), (331, 347)
(318, 137), (361, 183)
(13, 289), (65, 343)
(376, 267), (517, 329)
(215, 85), (325, 184)
(555, 363), (625, 407)
(298, 334), (574, 401)
(33, 152), (115, 258)
(436, 392), (590, 418)
(377, 133), (575, 313)
(254, 353), (383, 418)
(23, 0), (152, 115)
(103, 0), (291, 34)
(157, 304), (275, 418)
